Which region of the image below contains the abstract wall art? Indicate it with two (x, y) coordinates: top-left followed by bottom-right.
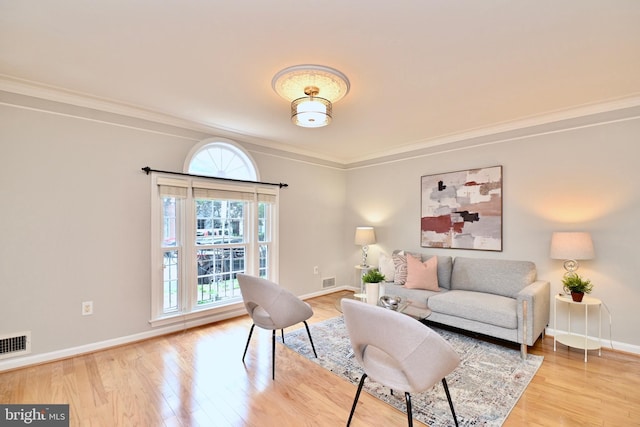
(420, 166), (502, 251)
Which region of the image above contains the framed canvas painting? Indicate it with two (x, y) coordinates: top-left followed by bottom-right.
(420, 166), (502, 251)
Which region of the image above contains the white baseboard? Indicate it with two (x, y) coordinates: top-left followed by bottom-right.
(0, 306), (248, 373)
(0, 287), (357, 373)
(300, 284), (358, 300)
(545, 327), (640, 355)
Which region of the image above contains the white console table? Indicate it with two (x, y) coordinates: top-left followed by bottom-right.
(553, 294), (602, 362)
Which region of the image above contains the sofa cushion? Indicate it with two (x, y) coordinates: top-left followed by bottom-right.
(380, 283), (444, 308)
(450, 257), (536, 298)
(428, 290), (518, 329)
(404, 255), (439, 291)
(430, 255), (452, 289)
(392, 250), (453, 289)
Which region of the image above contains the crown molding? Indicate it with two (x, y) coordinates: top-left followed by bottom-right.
(0, 74), (347, 165)
(2, 74), (639, 168)
(345, 94), (640, 165)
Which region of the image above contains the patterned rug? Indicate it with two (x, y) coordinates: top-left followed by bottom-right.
(279, 316), (543, 427)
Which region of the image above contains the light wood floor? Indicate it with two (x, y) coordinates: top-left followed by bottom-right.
(1, 290), (639, 426)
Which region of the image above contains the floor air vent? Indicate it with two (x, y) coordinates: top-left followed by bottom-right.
(0, 331), (31, 360)
(322, 277), (336, 289)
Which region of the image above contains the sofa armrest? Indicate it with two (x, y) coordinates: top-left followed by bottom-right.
(516, 280), (550, 345)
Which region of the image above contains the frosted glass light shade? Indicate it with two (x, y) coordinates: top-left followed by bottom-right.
(291, 97), (332, 128)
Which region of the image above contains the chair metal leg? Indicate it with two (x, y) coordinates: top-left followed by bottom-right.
(242, 324), (256, 363)
(303, 321), (318, 358)
(405, 392), (413, 427)
(272, 329), (276, 380)
(281, 329), (285, 344)
(346, 373), (367, 426)
(442, 378), (459, 427)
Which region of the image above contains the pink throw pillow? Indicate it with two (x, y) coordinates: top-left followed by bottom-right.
(404, 255), (440, 291)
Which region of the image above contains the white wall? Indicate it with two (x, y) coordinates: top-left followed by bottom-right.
(345, 118), (640, 350)
(0, 98), (349, 368)
(0, 104), (194, 355)
(249, 151), (349, 293)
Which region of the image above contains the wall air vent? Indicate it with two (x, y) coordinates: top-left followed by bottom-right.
(322, 277), (336, 289)
(0, 331), (31, 360)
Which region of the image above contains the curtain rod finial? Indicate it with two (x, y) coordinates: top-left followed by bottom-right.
(142, 167), (151, 175)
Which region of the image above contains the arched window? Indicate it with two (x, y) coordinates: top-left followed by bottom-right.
(150, 139), (278, 325)
(184, 139), (258, 181)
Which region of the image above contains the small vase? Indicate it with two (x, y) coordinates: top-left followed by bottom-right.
(571, 292), (584, 302)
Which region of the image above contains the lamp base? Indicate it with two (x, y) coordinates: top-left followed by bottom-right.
(563, 259), (578, 274)
(360, 245), (369, 268)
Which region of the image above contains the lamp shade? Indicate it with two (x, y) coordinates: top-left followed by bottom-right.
(550, 232), (595, 260)
(354, 227), (376, 246)
(291, 96), (332, 128)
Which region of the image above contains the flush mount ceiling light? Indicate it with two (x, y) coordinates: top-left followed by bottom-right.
(272, 64), (350, 128)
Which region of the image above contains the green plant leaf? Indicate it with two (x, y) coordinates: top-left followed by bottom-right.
(362, 269), (386, 283)
(561, 273), (593, 294)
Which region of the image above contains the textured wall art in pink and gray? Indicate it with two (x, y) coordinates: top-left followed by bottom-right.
(421, 166), (502, 251)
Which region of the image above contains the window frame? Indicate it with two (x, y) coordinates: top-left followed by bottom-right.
(149, 168), (278, 327)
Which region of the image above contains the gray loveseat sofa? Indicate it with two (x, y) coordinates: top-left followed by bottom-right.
(380, 252), (550, 358)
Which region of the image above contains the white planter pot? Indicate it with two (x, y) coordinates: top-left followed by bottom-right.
(366, 282), (380, 305)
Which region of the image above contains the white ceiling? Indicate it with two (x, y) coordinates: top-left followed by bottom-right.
(1, 0), (639, 163)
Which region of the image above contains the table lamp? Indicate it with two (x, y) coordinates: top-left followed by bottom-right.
(354, 226), (376, 267)
(550, 231), (595, 277)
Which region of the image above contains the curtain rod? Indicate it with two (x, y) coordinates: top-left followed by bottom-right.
(141, 167), (288, 188)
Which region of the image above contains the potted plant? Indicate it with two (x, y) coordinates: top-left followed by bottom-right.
(362, 269), (386, 283)
(361, 269), (385, 305)
(562, 274), (593, 302)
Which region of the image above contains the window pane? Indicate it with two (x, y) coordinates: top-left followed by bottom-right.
(196, 199), (245, 245)
(259, 244), (268, 278)
(163, 197), (177, 247)
(163, 250), (179, 312)
(258, 202), (270, 243)
(188, 143), (257, 181)
(196, 247), (244, 305)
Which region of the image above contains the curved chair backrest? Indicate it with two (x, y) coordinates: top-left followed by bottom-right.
(341, 298), (460, 393)
(237, 273), (313, 329)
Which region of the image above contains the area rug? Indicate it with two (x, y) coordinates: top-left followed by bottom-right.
(278, 316), (543, 427)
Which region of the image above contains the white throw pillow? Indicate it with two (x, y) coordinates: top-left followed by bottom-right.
(378, 252), (395, 282)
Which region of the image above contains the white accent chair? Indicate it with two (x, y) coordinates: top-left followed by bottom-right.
(341, 298), (460, 427)
(237, 273), (317, 380)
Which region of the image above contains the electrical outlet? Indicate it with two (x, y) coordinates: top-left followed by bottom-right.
(313, 266), (319, 275)
(82, 301), (93, 316)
